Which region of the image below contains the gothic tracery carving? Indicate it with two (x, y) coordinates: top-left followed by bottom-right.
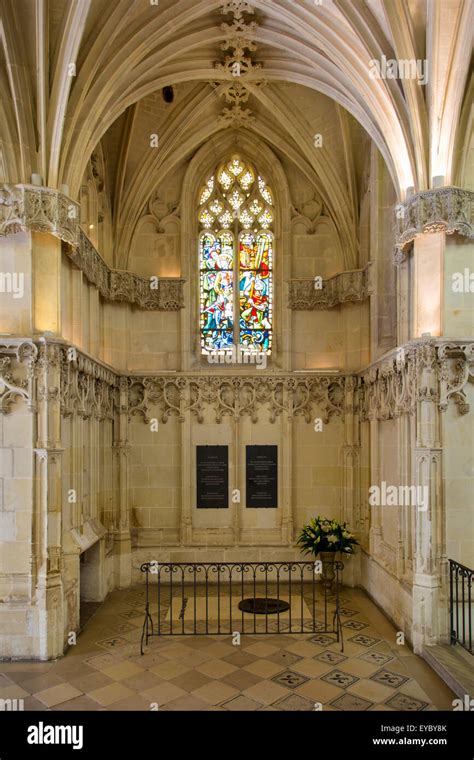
(288, 267), (370, 310)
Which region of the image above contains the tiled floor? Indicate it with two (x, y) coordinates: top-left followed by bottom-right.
(0, 586), (455, 711)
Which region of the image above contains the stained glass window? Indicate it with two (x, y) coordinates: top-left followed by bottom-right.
(199, 156), (273, 356)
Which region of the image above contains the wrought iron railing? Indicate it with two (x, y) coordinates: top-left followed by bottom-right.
(449, 559), (473, 655)
(140, 560), (344, 654)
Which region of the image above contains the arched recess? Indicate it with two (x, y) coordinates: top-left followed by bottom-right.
(179, 130), (292, 372)
(113, 82), (359, 271)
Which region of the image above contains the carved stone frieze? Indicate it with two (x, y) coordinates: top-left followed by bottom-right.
(394, 187), (474, 264)
(0, 184), (184, 311)
(288, 266), (370, 310)
(127, 374), (346, 425)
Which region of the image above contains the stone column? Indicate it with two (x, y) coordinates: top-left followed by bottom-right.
(112, 376), (131, 588)
(281, 381), (293, 544)
(412, 340), (446, 652)
(34, 341), (65, 659)
(179, 381), (193, 544)
(342, 376), (361, 585)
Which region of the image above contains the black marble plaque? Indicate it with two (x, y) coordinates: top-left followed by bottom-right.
(196, 445), (228, 509)
(246, 445), (278, 508)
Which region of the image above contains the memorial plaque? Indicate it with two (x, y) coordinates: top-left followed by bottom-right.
(196, 445), (228, 509)
(246, 445), (278, 508)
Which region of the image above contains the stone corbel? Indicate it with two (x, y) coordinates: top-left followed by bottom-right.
(438, 343), (474, 415)
(0, 339), (38, 413)
(394, 187), (474, 264)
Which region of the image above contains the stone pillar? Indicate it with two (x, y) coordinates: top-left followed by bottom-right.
(180, 381), (193, 544)
(112, 376), (131, 588)
(34, 341), (65, 659)
(412, 233), (444, 338)
(412, 341), (446, 652)
(281, 382), (293, 544)
(342, 376), (361, 586)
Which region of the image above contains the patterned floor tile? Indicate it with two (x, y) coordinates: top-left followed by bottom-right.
(348, 634), (381, 647)
(96, 636), (128, 650)
(329, 692), (374, 711)
(314, 650), (347, 665)
(343, 620), (369, 631)
(338, 608), (358, 617)
(271, 670), (309, 689)
(309, 634), (337, 647)
(106, 622), (137, 634)
(384, 692), (429, 711)
(83, 652), (121, 671)
(370, 668), (410, 689)
(358, 650), (394, 667)
(320, 669), (359, 688)
(273, 693), (315, 711)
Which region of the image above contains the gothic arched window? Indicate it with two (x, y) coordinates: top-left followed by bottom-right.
(199, 156), (273, 355)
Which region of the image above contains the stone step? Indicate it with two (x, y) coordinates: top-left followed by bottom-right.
(422, 644), (474, 701)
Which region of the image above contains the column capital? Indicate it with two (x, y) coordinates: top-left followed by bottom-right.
(394, 186), (474, 264)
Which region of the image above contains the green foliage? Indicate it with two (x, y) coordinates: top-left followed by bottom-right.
(297, 516), (359, 556)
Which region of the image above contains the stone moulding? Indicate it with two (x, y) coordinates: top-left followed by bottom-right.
(0, 184), (185, 311)
(358, 339), (474, 421)
(288, 266), (370, 310)
(394, 186), (474, 264)
(2, 338), (472, 421)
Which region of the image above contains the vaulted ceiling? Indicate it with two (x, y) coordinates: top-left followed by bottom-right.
(1, 0), (472, 265)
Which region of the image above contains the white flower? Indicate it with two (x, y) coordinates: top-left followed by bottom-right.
(327, 534), (337, 543)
